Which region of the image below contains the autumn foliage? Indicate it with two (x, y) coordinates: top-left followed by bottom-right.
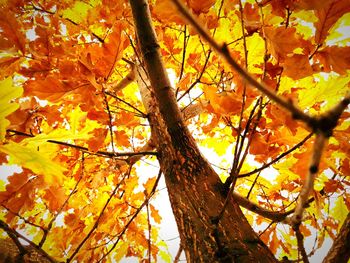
(0, 0), (349, 262)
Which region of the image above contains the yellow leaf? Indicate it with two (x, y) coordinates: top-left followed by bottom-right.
(20, 128), (91, 148)
(0, 77), (23, 141)
(0, 141), (66, 185)
(60, 1), (91, 24)
(332, 196), (349, 228)
(113, 242), (129, 262)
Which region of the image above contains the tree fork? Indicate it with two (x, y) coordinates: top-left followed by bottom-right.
(129, 0), (277, 261)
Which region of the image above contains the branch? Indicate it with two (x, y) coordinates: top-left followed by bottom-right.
(323, 213), (350, 263)
(170, 0), (313, 126)
(291, 133), (327, 225)
(0, 220), (27, 258)
(0, 220), (57, 263)
(104, 91), (147, 118)
(174, 243), (183, 263)
(7, 129), (157, 159)
(103, 60), (136, 93)
(231, 192), (292, 223)
(130, 0), (185, 131)
(293, 224), (309, 263)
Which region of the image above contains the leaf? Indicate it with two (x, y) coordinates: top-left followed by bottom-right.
(264, 27), (301, 60)
(204, 86), (242, 116)
(332, 196), (349, 227)
(150, 204), (162, 224)
(113, 242), (129, 262)
(283, 54), (313, 79)
(143, 176), (157, 196)
(43, 185), (67, 212)
(315, 0), (350, 44)
(0, 8), (26, 53)
(159, 250), (172, 263)
(315, 46), (350, 75)
(60, 1), (91, 24)
(24, 76), (75, 102)
(0, 141), (66, 185)
(188, 0), (216, 14)
(0, 77), (23, 141)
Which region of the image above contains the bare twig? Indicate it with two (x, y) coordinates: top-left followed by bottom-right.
(104, 91), (147, 117)
(293, 224), (309, 263)
(174, 243), (183, 263)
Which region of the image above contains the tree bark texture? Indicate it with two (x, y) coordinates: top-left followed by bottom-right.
(323, 213), (350, 263)
(129, 0), (278, 262)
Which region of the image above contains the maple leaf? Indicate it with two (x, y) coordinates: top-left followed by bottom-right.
(0, 7), (26, 54)
(315, 46), (350, 75)
(264, 27), (302, 60)
(0, 141), (66, 185)
(0, 77), (23, 141)
(314, 0), (350, 44)
(283, 54), (313, 79)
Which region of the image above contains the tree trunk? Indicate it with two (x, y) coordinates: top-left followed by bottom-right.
(323, 213), (350, 263)
(129, 0), (278, 262)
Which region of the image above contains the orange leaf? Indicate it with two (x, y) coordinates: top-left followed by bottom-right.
(264, 27), (301, 60)
(153, 0), (185, 24)
(87, 128), (108, 152)
(315, 0), (350, 44)
(299, 224), (312, 237)
(150, 204), (162, 224)
(43, 186), (67, 212)
(0, 8), (26, 53)
(324, 179), (341, 193)
(269, 231), (279, 254)
(283, 54), (313, 79)
(315, 46), (350, 75)
(249, 133), (268, 155)
(143, 176), (157, 195)
(188, 0), (215, 14)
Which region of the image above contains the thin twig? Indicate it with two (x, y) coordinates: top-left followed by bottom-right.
(238, 132), (313, 178)
(104, 91), (147, 117)
(174, 243), (183, 263)
(293, 224), (309, 263)
(7, 129), (156, 158)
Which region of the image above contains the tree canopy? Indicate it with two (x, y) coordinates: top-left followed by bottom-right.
(0, 0), (349, 262)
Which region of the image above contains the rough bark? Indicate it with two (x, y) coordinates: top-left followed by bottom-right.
(129, 0), (278, 262)
(323, 213), (350, 263)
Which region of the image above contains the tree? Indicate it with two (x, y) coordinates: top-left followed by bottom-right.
(0, 0), (349, 262)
